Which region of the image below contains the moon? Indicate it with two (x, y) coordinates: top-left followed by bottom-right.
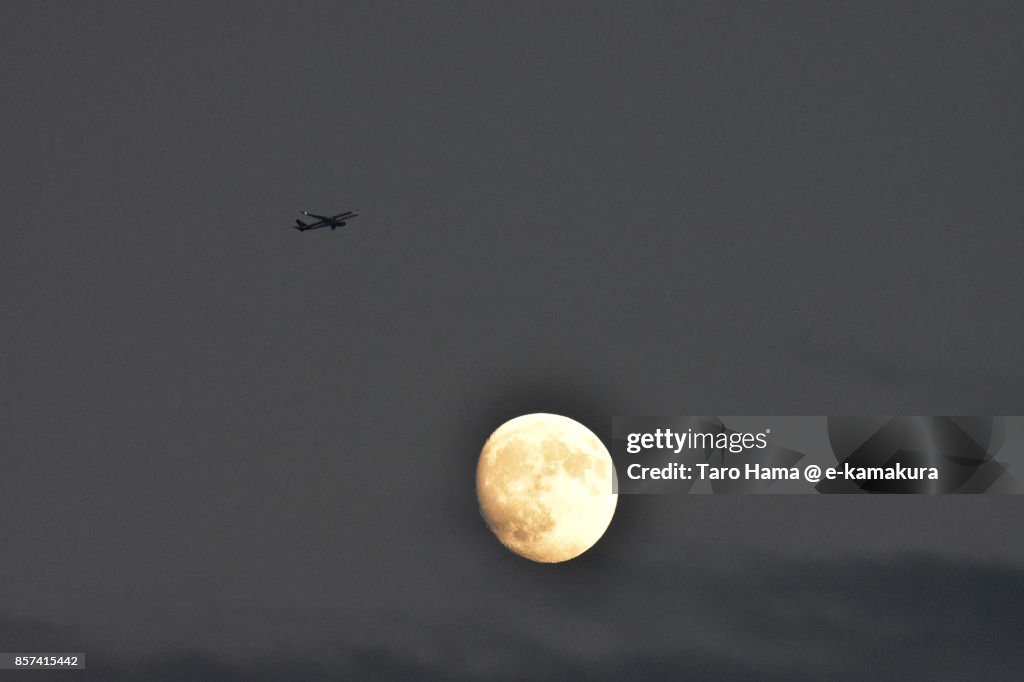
(476, 413), (618, 563)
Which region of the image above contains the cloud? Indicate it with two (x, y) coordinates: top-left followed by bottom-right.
(7, 552), (1021, 681)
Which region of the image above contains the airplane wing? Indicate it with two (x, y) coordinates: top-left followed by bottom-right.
(293, 219), (328, 231)
(302, 210), (359, 221)
(302, 211), (354, 222)
(294, 210), (359, 231)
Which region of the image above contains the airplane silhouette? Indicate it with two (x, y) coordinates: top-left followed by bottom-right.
(293, 210), (360, 231)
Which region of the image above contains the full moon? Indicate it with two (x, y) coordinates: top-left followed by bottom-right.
(476, 413), (618, 563)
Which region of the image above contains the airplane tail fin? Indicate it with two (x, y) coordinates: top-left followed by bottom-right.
(294, 219), (307, 230)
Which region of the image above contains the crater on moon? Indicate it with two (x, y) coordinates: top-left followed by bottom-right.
(476, 413), (618, 563)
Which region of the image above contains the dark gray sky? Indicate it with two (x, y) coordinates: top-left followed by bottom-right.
(2, 1), (1022, 678)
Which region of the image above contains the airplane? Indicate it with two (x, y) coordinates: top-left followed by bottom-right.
(292, 209), (360, 232)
